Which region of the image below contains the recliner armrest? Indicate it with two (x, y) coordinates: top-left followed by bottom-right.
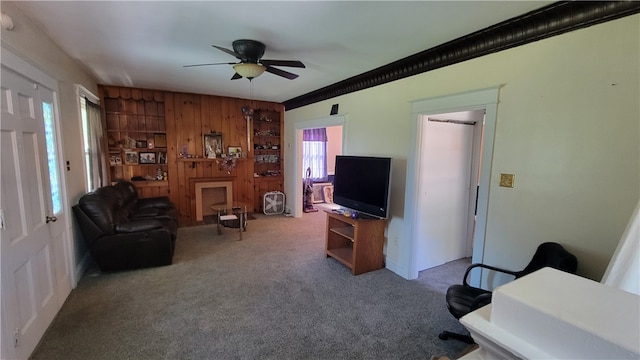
(115, 219), (164, 233)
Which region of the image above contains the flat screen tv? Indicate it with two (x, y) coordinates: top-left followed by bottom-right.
(333, 155), (392, 219)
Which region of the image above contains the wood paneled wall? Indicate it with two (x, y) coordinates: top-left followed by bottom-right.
(163, 91), (283, 225)
(101, 85), (284, 226)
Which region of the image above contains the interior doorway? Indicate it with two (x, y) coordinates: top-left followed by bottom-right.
(290, 115), (345, 217)
(415, 110), (485, 271)
(302, 126), (343, 213)
(401, 86), (499, 281)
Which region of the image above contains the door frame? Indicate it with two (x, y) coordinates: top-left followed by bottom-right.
(403, 86), (500, 281)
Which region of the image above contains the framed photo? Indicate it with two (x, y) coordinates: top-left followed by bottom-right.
(228, 146), (242, 157)
(323, 185), (334, 204)
(153, 133), (167, 148)
(204, 133), (223, 158)
(135, 139), (147, 148)
(109, 154), (122, 166)
(139, 152), (156, 164)
(157, 151), (167, 164)
(312, 182), (332, 203)
(124, 150), (139, 164)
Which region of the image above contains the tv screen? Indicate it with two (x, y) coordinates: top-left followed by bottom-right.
(333, 155), (392, 219)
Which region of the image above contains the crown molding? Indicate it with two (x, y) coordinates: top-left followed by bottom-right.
(283, 1), (640, 111)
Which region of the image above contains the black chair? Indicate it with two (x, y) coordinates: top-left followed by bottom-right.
(439, 242), (578, 344)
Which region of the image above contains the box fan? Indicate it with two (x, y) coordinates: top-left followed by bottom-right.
(263, 191), (285, 215)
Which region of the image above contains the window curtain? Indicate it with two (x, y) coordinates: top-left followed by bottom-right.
(302, 128), (328, 181)
(86, 97), (108, 189)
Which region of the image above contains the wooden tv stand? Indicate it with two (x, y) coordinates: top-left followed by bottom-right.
(324, 210), (387, 275)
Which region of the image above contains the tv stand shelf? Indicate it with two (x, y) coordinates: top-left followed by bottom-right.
(325, 211), (387, 275)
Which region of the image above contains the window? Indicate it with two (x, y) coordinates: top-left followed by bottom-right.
(302, 128), (327, 181)
(43, 101), (61, 214)
(78, 86), (106, 191)
(80, 97), (93, 190)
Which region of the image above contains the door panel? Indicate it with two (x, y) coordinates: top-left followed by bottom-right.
(415, 119), (474, 270)
(0, 66), (63, 360)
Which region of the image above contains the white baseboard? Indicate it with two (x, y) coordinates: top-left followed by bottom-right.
(385, 258), (413, 280)
(74, 252), (92, 286)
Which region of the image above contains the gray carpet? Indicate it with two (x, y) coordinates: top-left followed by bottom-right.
(31, 211), (470, 360)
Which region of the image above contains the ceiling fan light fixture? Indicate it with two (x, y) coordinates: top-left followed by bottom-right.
(233, 63), (265, 79)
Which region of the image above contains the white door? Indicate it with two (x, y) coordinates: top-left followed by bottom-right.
(1, 66), (71, 359)
(415, 116), (475, 270)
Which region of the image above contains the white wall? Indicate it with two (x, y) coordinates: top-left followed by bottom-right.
(326, 125), (342, 175)
(1, 2), (99, 277)
(284, 15), (640, 281)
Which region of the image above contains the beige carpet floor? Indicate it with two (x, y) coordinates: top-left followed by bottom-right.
(31, 210), (470, 359)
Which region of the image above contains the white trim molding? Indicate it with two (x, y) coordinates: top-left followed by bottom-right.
(398, 86), (501, 280)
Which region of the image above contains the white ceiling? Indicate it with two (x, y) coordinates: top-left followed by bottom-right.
(13, 1), (552, 103)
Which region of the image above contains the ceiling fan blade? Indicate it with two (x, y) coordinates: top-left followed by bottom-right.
(231, 73), (242, 80)
(183, 62), (235, 68)
(260, 59), (305, 68)
(264, 66), (299, 80)
(212, 45), (241, 59)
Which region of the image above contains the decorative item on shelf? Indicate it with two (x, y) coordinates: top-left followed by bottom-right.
(147, 140), (154, 149)
(153, 133), (167, 147)
(218, 155), (237, 175)
(108, 134), (117, 147)
(109, 154), (122, 166)
(157, 151), (167, 164)
(136, 140), (148, 149)
(122, 136), (136, 149)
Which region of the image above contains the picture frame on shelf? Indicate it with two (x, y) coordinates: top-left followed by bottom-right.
(109, 154), (122, 166)
(204, 133), (223, 158)
(157, 151), (167, 164)
(228, 146), (242, 158)
(139, 152), (156, 164)
(124, 150), (139, 164)
(123, 136), (136, 149)
(153, 133), (167, 148)
(135, 140), (148, 148)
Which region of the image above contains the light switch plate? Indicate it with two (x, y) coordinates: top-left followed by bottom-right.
(500, 173), (515, 188)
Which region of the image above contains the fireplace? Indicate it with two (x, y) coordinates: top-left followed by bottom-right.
(194, 180), (233, 221)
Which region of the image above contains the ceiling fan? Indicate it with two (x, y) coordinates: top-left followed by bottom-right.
(184, 39), (305, 80)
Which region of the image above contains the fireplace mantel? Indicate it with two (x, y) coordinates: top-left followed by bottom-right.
(190, 177), (236, 222)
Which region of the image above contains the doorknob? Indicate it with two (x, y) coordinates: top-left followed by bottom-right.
(46, 216), (57, 223)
